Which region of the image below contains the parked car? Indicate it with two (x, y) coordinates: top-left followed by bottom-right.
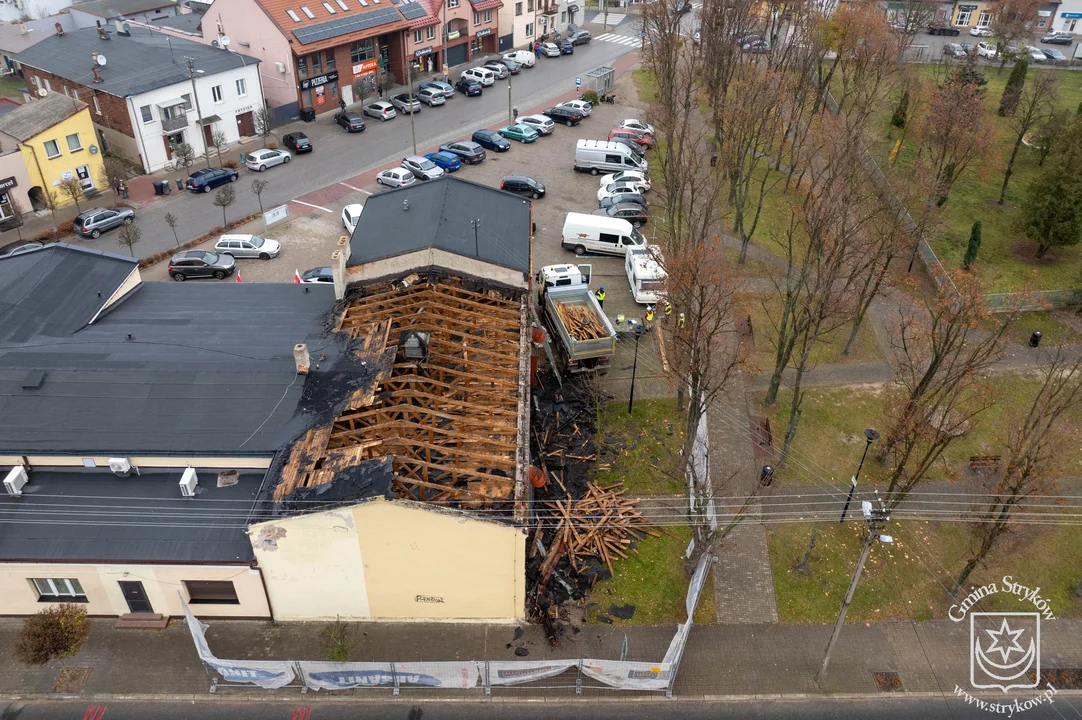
(425, 150), (462, 172)
(598, 181), (650, 202)
(439, 140), (487, 164)
(503, 50), (536, 67)
(976, 40), (997, 58)
(168, 249), (235, 281)
(0, 240), (42, 257)
(334, 111), (367, 132)
(417, 87), (447, 106)
(543, 105), (584, 126)
(593, 202), (649, 228)
(736, 33), (760, 46)
(363, 101), (396, 121)
(73, 206), (134, 239)
(609, 129), (650, 151)
(496, 57), (522, 74)
(943, 42), (968, 57)
(500, 175), (545, 199)
(186, 167), (238, 193)
(1042, 47), (1068, 62)
(282, 132), (312, 153)
(455, 77), (484, 96)
(619, 119), (655, 136)
(615, 125), (654, 145)
(391, 93), (421, 114)
(519, 114), (555, 136)
(419, 80), (455, 98)
(1041, 31), (1073, 45)
(568, 29), (591, 45)
(743, 39), (771, 52)
(342, 203), (363, 235)
(214, 233), (281, 260)
(376, 167), (417, 188)
(483, 62), (509, 79)
(890, 21), (917, 34)
(558, 99), (592, 117)
(498, 124), (539, 143)
(599, 192), (646, 210)
(402, 155), (445, 181)
(245, 147), (291, 172)
(462, 67), (496, 86)
(969, 26), (993, 37)
(299, 266), (334, 284)
(960, 42), (975, 54)
(1025, 45), (1047, 62)
(600, 170), (650, 190)
(472, 129), (511, 152)
(927, 23), (960, 35)
(559, 39), (575, 54)
(540, 42), (561, 57)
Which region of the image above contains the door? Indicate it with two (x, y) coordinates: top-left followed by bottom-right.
(202, 123), (214, 149)
(447, 42), (468, 68)
(236, 111), (255, 136)
(118, 581), (153, 613)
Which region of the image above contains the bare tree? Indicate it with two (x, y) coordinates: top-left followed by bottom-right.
(251, 179), (269, 218)
(163, 211), (180, 247)
(998, 71), (1057, 204)
(990, 0), (1042, 73)
(40, 187), (59, 234)
(213, 185), (236, 227)
(97, 156), (127, 204)
(916, 69), (989, 206)
(211, 129), (228, 167)
(950, 351), (1082, 595)
(56, 176), (83, 212)
(116, 223), (141, 257)
(173, 142), (196, 173)
(878, 273), (1018, 511)
(6, 195), (26, 241)
(253, 106), (275, 142)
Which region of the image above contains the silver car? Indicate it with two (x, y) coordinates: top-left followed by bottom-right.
(245, 148), (292, 172)
(377, 167), (417, 188)
(417, 87), (446, 106)
(483, 62), (509, 79)
(391, 93), (421, 114)
(363, 101), (396, 121)
(401, 155), (445, 181)
(519, 114), (555, 136)
(213, 233), (281, 260)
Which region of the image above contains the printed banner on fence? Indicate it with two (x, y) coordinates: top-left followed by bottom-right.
(580, 660), (673, 691)
(300, 661), (398, 690)
(394, 662), (480, 689)
(181, 600), (296, 689)
(487, 659), (578, 686)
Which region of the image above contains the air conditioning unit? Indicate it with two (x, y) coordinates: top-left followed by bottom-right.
(179, 467), (198, 497)
(4, 466), (28, 496)
(275, 61), (287, 74)
(108, 457), (134, 476)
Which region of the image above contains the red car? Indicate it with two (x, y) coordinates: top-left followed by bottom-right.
(608, 128), (651, 152)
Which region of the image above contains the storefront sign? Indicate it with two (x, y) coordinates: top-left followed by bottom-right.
(300, 70), (339, 91)
(1038, 10), (1051, 16)
(415, 46), (433, 57)
(1062, 11), (1082, 17)
(447, 30), (460, 40)
(957, 4), (977, 10)
(352, 59), (379, 76)
(475, 27), (492, 37)
(0, 176), (17, 192)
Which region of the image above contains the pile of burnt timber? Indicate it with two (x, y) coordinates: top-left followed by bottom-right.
(554, 303), (608, 341)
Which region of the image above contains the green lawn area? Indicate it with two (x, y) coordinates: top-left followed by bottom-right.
(769, 518), (1082, 623)
(0, 76), (25, 101)
(586, 524), (716, 624)
(1002, 310), (1082, 348)
(632, 69), (656, 103)
(866, 66), (1082, 292)
(594, 398), (685, 496)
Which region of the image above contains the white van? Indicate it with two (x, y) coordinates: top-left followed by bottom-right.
(574, 139), (648, 176)
(561, 212), (646, 256)
(625, 245), (667, 304)
(462, 67), (495, 86)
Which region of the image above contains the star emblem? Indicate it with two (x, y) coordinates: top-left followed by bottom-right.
(984, 618), (1027, 664)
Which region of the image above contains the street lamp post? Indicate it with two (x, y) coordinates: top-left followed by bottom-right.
(628, 322), (645, 415)
(840, 428), (879, 523)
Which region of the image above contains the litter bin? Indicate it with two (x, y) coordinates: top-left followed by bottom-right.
(177, 177), (186, 192)
(152, 180), (164, 196)
(1030, 331), (1042, 348)
(301, 107), (316, 122)
(161, 179), (171, 195)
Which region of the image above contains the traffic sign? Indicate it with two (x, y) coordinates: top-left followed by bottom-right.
(575, 77), (581, 87)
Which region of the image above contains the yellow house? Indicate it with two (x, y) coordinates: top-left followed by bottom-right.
(0, 92), (105, 211)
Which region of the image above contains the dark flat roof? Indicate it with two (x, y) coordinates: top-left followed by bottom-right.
(348, 176), (531, 274)
(0, 469), (260, 563)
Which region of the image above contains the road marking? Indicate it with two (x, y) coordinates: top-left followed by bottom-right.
(292, 199), (332, 212)
(587, 12), (627, 24)
(339, 182), (370, 194)
(595, 32), (643, 47)
(291, 708), (312, 720)
(83, 706), (107, 720)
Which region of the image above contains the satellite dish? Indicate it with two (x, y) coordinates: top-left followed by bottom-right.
(219, 35), (230, 47)
(96, 54), (107, 66)
(37, 87), (47, 97)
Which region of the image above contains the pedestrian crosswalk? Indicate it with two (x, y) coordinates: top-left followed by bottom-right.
(586, 12), (627, 25)
(594, 31), (643, 47)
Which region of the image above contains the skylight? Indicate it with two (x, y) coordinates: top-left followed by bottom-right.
(323, 1), (336, 12)
(301, 5), (316, 18)
(287, 8), (301, 20)
(336, 0), (348, 9)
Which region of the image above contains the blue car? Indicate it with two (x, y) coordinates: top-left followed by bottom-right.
(425, 151), (462, 172)
(472, 129), (511, 152)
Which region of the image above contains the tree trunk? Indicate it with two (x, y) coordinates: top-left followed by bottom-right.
(798, 527), (816, 573)
(1036, 243), (1048, 258)
(950, 554), (981, 596)
(998, 135), (1023, 204)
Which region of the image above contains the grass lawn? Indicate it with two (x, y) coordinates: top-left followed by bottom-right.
(865, 66), (1082, 292)
(586, 524), (717, 624)
(594, 398), (685, 496)
(769, 518), (1082, 623)
(632, 69), (657, 103)
(0, 76), (25, 101)
(1002, 310), (1082, 348)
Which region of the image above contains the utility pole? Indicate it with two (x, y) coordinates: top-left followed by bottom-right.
(185, 56), (212, 169)
(627, 322), (645, 414)
(840, 428), (879, 523)
(507, 70), (513, 125)
(816, 495), (892, 685)
(405, 57), (417, 156)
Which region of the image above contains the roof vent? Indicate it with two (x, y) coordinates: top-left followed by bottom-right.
(179, 467), (198, 498)
(95, 21), (110, 40)
(54, 22), (66, 36)
(21, 370), (46, 389)
(4, 466), (28, 496)
(294, 342), (310, 374)
(398, 330), (429, 361)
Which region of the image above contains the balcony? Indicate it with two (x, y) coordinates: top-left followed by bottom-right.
(541, 1), (558, 14)
(161, 113), (189, 133)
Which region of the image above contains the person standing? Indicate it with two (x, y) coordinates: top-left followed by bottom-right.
(513, 106), (519, 120)
(595, 286), (606, 308)
(663, 299), (673, 321)
(645, 305), (655, 330)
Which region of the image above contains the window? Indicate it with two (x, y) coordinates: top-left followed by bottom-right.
(63, 86), (69, 96)
(140, 104), (153, 123)
(325, 50), (336, 70)
(527, 0), (533, 11)
(43, 139), (60, 158)
(323, 1), (336, 12)
(1037, 14), (1047, 28)
(336, 0), (348, 8)
(287, 8), (301, 21)
(350, 38), (375, 62)
(447, 0), (459, 6)
(560, 9), (566, 23)
(183, 580), (239, 605)
(312, 51), (322, 74)
(211, 85), (223, 103)
(426, 25), (436, 39)
(515, 1), (521, 14)
(955, 8), (972, 25)
(32, 578), (87, 602)
(236, 78), (247, 97)
(525, 21), (534, 36)
(181, 93), (193, 110)
(297, 56), (308, 78)
(301, 5), (315, 17)
(72, 89), (80, 102)
(92, 94), (101, 114)
(31, 75), (39, 88)
(484, 9), (491, 21)
(413, 29), (423, 43)
(66, 132), (82, 152)
(976, 10), (991, 27)
(44, 78), (51, 91)
(329, 79), (338, 97)
(473, 10), (480, 24)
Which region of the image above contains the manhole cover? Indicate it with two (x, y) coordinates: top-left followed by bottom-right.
(873, 671), (903, 692)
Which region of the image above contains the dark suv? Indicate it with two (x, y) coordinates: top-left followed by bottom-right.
(543, 105), (583, 126)
(439, 140), (487, 164)
(927, 23), (960, 35)
(501, 175), (545, 199)
(168, 249), (236, 281)
(74, 206), (135, 238)
(186, 167), (238, 193)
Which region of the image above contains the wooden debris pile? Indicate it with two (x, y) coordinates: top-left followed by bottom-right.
(537, 482), (662, 589)
(554, 302), (608, 340)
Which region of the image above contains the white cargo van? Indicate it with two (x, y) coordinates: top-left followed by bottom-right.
(561, 212), (646, 256)
(574, 139), (648, 176)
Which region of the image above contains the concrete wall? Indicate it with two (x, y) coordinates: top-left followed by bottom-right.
(251, 497), (526, 621)
(0, 562), (270, 618)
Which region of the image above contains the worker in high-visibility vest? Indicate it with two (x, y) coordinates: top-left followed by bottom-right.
(645, 305), (655, 330)
(663, 300), (673, 321)
(677, 312), (686, 329)
(595, 286), (606, 308)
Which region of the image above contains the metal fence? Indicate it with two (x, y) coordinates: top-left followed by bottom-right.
(985, 288), (1082, 313)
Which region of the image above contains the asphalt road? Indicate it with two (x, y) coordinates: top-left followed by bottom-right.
(76, 24), (642, 260)
(906, 28), (1081, 62)
(0, 697), (1073, 719)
